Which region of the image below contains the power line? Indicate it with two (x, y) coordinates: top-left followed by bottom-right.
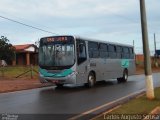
(0, 15), (59, 35)
(105, 7), (159, 32)
(104, 8), (139, 23)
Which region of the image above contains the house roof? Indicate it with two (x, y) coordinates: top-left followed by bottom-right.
(13, 44), (38, 52)
(14, 44), (33, 50)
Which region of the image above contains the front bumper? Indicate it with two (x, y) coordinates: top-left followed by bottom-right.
(39, 73), (76, 84)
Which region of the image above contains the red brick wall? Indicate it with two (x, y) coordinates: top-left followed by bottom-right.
(136, 54), (144, 62)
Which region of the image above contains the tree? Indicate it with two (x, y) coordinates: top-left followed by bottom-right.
(34, 39), (40, 48)
(0, 36), (15, 64)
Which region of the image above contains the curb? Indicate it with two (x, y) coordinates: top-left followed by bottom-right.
(69, 89), (145, 120)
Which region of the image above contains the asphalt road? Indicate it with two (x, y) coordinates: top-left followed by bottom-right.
(0, 73), (160, 120)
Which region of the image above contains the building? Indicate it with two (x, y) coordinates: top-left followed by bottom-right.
(135, 54), (159, 67)
(12, 44), (38, 66)
(135, 54), (144, 63)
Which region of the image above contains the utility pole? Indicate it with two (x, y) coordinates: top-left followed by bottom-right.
(133, 40), (137, 65)
(154, 33), (156, 56)
(154, 33), (158, 67)
(139, 0), (155, 99)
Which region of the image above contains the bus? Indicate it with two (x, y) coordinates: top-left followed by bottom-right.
(38, 35), (135, 87)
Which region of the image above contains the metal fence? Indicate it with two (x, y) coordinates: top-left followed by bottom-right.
(0, 65), (38, 79)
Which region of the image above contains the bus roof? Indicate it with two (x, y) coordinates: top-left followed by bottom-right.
(75, 36), (133, 48)
(40, 35), (134, 48)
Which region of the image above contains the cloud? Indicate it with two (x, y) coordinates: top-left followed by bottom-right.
(0, 0), (139, 18)
(0, 0), (160, 54)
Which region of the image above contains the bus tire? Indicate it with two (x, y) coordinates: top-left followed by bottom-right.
(117, 69), (128, 83)
(87, 72), (96, 88)
(122, 69), (128, 82)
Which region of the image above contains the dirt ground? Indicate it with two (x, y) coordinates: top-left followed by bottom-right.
(0, 67), (160, 93)
(0, 77), (52, 93)
(135, 67), (160, 74)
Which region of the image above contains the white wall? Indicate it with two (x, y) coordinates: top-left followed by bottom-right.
(25, 46), (35, 52)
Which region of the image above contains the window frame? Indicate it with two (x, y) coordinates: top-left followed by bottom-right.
(77, 39), (87, 65)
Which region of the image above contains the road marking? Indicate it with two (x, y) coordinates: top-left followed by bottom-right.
(102, 105), (122, 114)
(68, 89), (145, 120)
(136, 93), (145, 98)
(91, 105), (122, 120)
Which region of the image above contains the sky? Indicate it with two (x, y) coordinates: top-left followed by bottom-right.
(0, 0), (160, 54)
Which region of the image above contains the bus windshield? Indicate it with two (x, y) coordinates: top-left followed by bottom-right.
(39, 36), (75, 68)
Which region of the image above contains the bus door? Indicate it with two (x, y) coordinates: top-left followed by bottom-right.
(76, 40), (88, 84)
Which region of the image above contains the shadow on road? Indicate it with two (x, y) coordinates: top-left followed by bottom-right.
(39, 80), (130, 95)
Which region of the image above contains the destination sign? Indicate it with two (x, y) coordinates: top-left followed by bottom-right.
(47, 37), (68, 42)
(40, 36), (74, 45)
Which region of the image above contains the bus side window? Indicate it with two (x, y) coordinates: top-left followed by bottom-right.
(122, 47), (129, 59)
(99, 43), (108, 58)
(88, 42), (99, 58)
(116, 46), (122, 59)
(129, 48), (134, 59)
(108, 45), (116, 58)
(77, 40), (87, 65)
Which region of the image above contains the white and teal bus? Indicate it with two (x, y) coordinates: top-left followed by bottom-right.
(38, 36), (135, 87)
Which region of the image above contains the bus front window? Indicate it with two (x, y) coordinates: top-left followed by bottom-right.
(39, 43), (75, 68)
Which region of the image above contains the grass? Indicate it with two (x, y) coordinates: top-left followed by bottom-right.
(95, 87), (160, 120)
(0, 66), (39, 79)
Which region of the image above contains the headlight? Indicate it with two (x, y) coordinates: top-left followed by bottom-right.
(70, 71), (78, 76)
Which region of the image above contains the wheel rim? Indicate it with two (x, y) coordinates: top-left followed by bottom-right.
(124, 72), (128, 80)
(89, 75), (94, 86)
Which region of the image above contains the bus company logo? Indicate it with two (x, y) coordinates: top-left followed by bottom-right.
(121, 59), (129, 68)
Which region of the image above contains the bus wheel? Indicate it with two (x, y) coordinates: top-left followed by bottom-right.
(117, 69), (128, 83)
(87, 72), (96, 88)
(122, 69), (128, 82)
(55, 83), (64, 88)
(121, 69), (128, 82)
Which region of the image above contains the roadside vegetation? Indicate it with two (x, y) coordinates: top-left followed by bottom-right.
(0, 66), (51, 93)
(0, 36), (15, 64)
(94, 87), (160, 120)
(109, 87), (160, 114)
(0, 66), (38, 79)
